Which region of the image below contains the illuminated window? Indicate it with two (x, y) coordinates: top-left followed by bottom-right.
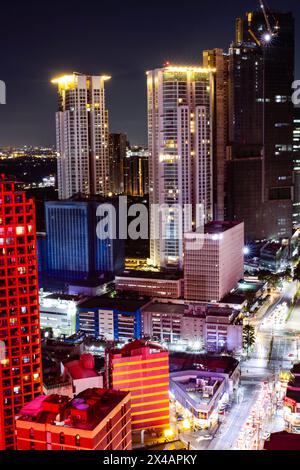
(16, 226), (25, 235)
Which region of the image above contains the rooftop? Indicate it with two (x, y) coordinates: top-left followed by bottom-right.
(17, 388), (129, 431)
(260, 241), (285, 256)
(143, 302), (187, 315)
(64, 354), (99, 380)
(220, 293), (246, 306)
(78, 295), (149, 312)
(234, 279), (266, 295)
(44, 293), (83, 302)
(206, 307), (237, 318)
(264, 431), (300, 450)
(170, 353), (239, 375)
(68, 278), (109, 287)
(291, 363), (300, 375)
(45, 194), (120, 205)
(286, 388), (300, 404)
(110, 339), (168, 358)
(116, 270), (183, 281)
(171, 373), (224, 407)
(204, 221), (242, 235)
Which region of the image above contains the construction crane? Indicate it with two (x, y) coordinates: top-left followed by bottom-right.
(247, 0), (280, 47)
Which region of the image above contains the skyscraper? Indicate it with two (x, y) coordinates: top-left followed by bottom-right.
(124, 147), (149, 196)
(45, 197), (124, 282)
(52, 73), (111, 199)
(109, 133), (127, 195)
(227, 11), (295, 241)
(203, 49), (229, 221)
(0, 181), (42, 449)
(293, 108), (300, 228)
(147, 65), (214, 269)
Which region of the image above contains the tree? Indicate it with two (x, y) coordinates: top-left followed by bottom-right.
(283, 268), (293, 283)
(294, 262), (300, 283)
(245, 291), (256, 310)
(243, 324), (256, 357)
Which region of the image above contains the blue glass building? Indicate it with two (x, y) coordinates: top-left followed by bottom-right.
(76, 297), (148, 342)
(45, 197), (124, 282)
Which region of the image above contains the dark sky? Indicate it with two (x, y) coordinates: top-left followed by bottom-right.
(0, 0), (298, 147)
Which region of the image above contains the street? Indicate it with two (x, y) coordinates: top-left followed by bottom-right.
(195, 280), (300, 450)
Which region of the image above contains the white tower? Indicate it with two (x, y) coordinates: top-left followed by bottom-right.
(52, 73), (111, 199)
(147, 65), (215, 269)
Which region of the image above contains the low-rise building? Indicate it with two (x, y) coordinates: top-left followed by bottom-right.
(284, 375), (300, 432)
(264, 431), (300, 450)
(115, 270), (183, 299)
(142, 303), (186, 343)
(64, 353), (103, 396)
(16, 388), (132, 450)
(142, 301), (243, 353)
(260, 241), (289, 273)
(77, 296), (150, 342)
(169, 353), (240, 395)
(204, 306), (243, 353)
(40, 292), (86, 337)
(170, 371), (227, 428)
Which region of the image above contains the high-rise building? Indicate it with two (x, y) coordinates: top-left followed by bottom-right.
(124, 147), (149, 196)
(45, 197), (124, 282)
(107, 340), (170, 431)
(227, 11), (294, 241)
(52, 73), (110, 199)
(16, 388), (132, 450)
(184, 221), (244, 302)
(0, 181), (42, 449)
(203, 49), (229, 221)
(147, 65), (215, 269)
(293, 108), (300, 228)
(109, 133), (127, 195)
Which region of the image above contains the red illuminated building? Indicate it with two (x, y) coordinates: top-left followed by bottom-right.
(107, 340), (170, 431)
(0, 181), (42, 449)
(16, 388), (132, 450)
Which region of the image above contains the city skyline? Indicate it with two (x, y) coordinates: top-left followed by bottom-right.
(1, 0), (300, 455)
(0, 0), (299, 147)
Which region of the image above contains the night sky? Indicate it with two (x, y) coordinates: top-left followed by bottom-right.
(0, 0), (298, 147)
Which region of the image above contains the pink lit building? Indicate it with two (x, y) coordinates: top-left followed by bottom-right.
(16, 388), (132, 450)
(184, 221), (244, 302)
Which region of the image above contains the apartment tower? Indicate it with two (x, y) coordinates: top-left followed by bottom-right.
(52, 73), (110, 199)
(147, 65), (215, 269)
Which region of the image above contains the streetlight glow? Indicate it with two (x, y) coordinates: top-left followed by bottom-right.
(263, 33), (272, 43)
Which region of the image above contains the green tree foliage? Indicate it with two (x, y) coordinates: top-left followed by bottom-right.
(243, 324), (256, 356)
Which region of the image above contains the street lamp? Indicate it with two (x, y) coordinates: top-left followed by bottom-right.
(263, 32), (272, 43)
(182, 418), (192, 431)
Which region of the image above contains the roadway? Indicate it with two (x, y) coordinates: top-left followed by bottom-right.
(200, 281), (300, 450)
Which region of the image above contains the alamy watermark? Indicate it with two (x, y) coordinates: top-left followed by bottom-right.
(0, 80), (6, 104)
(292, 80), (300, 105)
(95, 197), (205, 251)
